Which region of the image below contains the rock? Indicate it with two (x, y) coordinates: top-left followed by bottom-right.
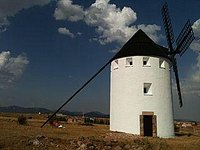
(36, 135), (45, 140)
(88, 145), (95, 149)
(32, 139), (40, 146)
(80, 143), (86, 148)
(104, 145), (112, 149)
(131, 145), (136, 149)
(70, 140), (77, 148)
(89, 136), (95, 141)
(50, 142), (54, 146)
(77, 144), (86, 150)
(70, 140), (75, 145)
(136, 147), (144, 150)
(124, 144), (131, 149)
(77, 141), (82, 146)
(114, 145), (122, 150)
(79, 136), (85, 141)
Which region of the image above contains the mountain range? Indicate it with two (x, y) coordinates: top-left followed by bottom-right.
(0, 105), (109, 118)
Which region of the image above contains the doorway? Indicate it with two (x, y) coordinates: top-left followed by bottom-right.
(140, 112), (157, 137)
(143, 115), (153, 136)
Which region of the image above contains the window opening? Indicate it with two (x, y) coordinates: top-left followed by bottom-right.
(143, 57), (150, 67)
(113, 60), (119, 70)
(143, 83), (152, 95)
(159, 58), (165, 69)
(126, 57), (133, 66)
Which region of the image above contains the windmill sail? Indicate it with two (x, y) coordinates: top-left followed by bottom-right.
(161, 2), (174, 52)
(161, 2), (183, 107)
(175, 20), (195, 56)
(172, 58), (183, 107)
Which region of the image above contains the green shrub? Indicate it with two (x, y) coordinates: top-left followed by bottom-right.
(49, 116), (56, 125)
(57, 117), (67, 121)
(17, 115), (27, 125)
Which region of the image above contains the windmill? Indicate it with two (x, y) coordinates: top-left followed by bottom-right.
(41, 3), (195, 137)
(161, 2), (195, 107)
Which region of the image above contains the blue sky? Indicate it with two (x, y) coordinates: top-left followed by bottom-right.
(0, 0), (199, 121)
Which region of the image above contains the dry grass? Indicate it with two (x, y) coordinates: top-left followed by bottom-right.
(0, 113), (200, 150)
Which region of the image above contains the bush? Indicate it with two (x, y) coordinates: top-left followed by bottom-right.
(57, 117), (67, 121)
(28, 116), (33, 119)
(17, 115), (27, 125)
(174, 124), (180, 132)
(49, 116), (56, 125)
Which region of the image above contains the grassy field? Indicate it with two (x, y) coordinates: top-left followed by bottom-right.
(0, 113), (200, 150)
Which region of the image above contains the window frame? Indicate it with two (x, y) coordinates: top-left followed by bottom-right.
(159, 58), (166, 69)
(143, 83), (153, 96)
(125, 57), (133, 67)
(113, 59), (119, 70)
(143, 57), (150, 67)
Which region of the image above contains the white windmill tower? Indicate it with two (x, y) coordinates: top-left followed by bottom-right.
(110, 3), (194, 138)
(41, 3), (194, 139)
(110, 29), (174, 137)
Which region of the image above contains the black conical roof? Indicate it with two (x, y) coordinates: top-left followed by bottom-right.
(113, 29), (169, 60)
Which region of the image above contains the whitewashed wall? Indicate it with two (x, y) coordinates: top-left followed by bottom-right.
(110, 56), (174, 138)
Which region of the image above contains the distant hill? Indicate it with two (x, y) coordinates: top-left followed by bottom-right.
(59, 110), (109, 118)
(84, 111), (109, 118)
(0, 105), (51, 114)
(59, 110), (83, 116)
(0, 106), (109, 118)
(174, 119), (199, 123)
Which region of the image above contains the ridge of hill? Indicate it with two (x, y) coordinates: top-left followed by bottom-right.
(0, 105), (109, 118)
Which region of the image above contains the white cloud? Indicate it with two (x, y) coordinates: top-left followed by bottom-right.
(191, 54), (200, 82)
(84, 0), (137, 45)
(190, 19), (200, 52)
(189, 19), (200, 83)
(77, 32), (82, 36)
(0, 0), (51, 32)
(192, 19), (200, 37)
(109, 47), (120, 53)
(54, 0), (162, 45)
(58, 27), (75, 38)
(0, 51), (29, 88)
(190, 39), (200, 52)
(54, 0), (84, 22)
(181, 80), (200, 97)
(0, 17), (9, 32)
(179, 19), (200, 98)
(137, 24), (163, 42)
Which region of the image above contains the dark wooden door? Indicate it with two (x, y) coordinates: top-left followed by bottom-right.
(143, 115), (153, 136)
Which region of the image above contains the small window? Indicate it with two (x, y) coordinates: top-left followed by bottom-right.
(159, 58), (165, 69)
(113, 60), (119, 70)
(126, 57), (133, 66)
(143, 57), (150, 67)
(144, 83), (152, 95)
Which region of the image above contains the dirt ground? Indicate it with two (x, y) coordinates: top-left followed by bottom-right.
(0, 113), (200, 150)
